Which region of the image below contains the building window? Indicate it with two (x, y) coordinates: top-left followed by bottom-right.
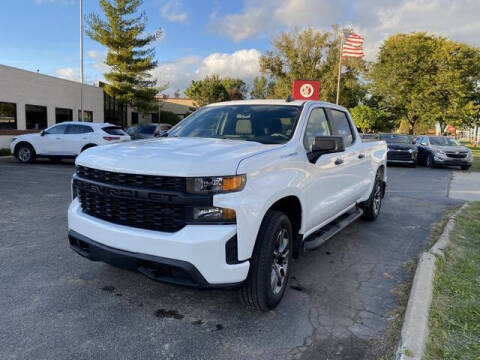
(25, 104), (47, 130)
(0, 102), (17, 129)
(78, 110), (93, 122)
(131, 112), (138, 125)
(56, 108), (73, 123)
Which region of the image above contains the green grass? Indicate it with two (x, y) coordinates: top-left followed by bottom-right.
(460, 141), (480, 171)
(425, 202), (480, 360)
(0, 148), (11, 156)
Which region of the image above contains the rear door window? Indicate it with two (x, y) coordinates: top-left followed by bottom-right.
(66, 125), (93, 134)
(103, 126), (126, 135)
(329, 109), (354, 147)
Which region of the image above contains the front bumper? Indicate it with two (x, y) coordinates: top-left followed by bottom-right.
(433, 156), (472, 166)
(68, 199), (249, 286)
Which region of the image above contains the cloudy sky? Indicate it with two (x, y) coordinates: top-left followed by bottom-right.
(1, 0), (479, 95)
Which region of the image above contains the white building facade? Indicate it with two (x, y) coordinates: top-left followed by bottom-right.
(0, 65), (104, 148)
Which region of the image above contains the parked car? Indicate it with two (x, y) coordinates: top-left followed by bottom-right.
(415, 135), (472, 170)
(127, 123), (172, 140)
(10, 122), (130, 163)
(360, 133), (378, 141)
(378, 133), (417, 167)
(68, 100), (387, 311)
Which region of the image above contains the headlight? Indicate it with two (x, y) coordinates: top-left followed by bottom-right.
(408, 148), (416, 153)
(186, 175), (246, 194)
(435, 150), (446, 156)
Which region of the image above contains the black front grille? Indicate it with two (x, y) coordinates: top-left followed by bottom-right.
(446, 152), (467, 159)
(77, 185), (185, 232)
(76, 165), (186, 192)
(388, 150), (412, 161)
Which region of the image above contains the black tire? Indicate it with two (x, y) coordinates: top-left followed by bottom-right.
(360, 169), (384, 221)
(240, 211), (293, 311)
(15, 143), (36, 163)
(461, 165), (470, 171)
(426, 153), (435, 168)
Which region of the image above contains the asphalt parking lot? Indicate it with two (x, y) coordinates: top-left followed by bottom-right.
(0, 157), (463, 360)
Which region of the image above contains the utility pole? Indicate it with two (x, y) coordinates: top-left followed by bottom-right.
(335, 32), (344, 105)
(80, 0), (84, 122)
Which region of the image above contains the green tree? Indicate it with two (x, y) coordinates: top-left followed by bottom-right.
(250, 76), (274, 99)
(371, 33), (480, 134)
(350, 105), (384, 133)
(221, 78), (248, 100)
(426, 40), (480, 134)
(86, 0), (161, 112)
(259, 27), (366, 108)
(173, 89), (181, 98)
(185, 75), (230, 106)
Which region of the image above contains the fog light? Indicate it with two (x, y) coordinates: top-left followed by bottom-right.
(192, 207), (236, 221)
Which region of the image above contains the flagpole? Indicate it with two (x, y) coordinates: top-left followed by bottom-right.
(335, 32), (344, 105)
(80, 0), (84, 122)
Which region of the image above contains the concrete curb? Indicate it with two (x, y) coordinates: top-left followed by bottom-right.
(395, 203), (469, 360)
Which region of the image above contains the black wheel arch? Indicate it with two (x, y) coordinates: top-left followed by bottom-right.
(81, 143), (97, 152)
(14, 141), (36, 156)
(267, 196), (302, 258)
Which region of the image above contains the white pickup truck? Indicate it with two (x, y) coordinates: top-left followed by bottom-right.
(68, 100), (387, 311)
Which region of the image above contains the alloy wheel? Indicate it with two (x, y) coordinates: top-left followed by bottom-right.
(271, 228), (290, 295)
(18, 147), (31, 162)
(373, 179), (382, 215)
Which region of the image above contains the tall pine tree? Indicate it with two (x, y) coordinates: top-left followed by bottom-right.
(86, 0), (159, 112)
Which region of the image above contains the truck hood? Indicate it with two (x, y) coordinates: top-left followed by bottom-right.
(76, 137), (277, 176)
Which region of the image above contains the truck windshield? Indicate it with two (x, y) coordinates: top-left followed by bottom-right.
(379, 134), (412, 144)
(168, 105), (302, 144)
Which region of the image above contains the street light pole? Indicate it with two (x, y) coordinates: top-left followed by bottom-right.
(80, 0), (84, 122)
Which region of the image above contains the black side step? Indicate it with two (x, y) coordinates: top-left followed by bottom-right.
(303, 208), (363, 251)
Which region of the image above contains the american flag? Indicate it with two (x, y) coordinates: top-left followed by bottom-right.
(342, 32), (364, 58)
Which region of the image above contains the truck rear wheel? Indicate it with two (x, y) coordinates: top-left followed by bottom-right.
(360, 169), (384, 221)
(240, 211), (292, 311)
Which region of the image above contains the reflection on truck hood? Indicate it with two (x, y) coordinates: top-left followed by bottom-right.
(76, 137), (278, 177)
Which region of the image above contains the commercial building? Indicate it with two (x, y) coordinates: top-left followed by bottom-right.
(0, 64), (198, 149)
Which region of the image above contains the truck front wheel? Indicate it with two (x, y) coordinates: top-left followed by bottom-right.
(240, 211), (293, 311)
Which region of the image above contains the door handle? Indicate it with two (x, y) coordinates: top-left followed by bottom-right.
(334, 158), (344, 165)
(358, 153), (365, 159)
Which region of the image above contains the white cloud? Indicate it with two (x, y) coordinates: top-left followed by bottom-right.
(86, 50), (100, 59)
(55, 67), (79, 81)
(152, 49), (261, 95)
(210, 0), (348, 42)
(35, 0), (74, 5)
(211, 0), (480, 59)
(160, 0), (188, 23)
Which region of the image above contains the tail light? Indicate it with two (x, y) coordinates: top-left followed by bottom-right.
(103, 136), (120, 141)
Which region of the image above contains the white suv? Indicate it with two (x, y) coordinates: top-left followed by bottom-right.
(10, 122), (130, 163)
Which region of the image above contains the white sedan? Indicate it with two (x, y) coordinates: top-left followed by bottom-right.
(10, 122), (131, 163)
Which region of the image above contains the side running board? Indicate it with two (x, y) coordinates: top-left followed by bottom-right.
(303, 208), (363, 251)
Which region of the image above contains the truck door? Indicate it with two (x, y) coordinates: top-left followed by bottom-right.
(327, 108), (370, 202)
(302, 107), (353, 231)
